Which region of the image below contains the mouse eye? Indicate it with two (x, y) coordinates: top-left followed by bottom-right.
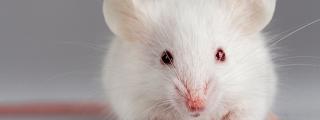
(161, 50), (174, 65)
(215, 48), (226, 62)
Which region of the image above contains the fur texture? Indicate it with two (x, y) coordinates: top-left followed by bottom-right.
(102, 0), (277, 120)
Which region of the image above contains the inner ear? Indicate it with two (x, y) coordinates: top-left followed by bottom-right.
(225, 0), (276, 34)
(103, 0), (151, 40)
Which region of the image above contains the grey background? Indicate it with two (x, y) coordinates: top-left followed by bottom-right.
(0, 0), (319, 120)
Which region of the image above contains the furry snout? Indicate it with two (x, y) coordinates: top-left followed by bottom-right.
(185, 96), (206, 113)
(174, 82), (211, 117)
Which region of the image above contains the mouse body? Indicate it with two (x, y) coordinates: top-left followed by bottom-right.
(102, 0), (278, 120)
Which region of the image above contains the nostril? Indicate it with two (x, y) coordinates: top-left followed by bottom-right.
(186, 98), (205, 112)
(189, 105), (205, 112)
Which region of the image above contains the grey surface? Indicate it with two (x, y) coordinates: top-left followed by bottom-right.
(0, 0), (108, 103)
(0, 116), (103, 120)
(0, 0), (319, 120)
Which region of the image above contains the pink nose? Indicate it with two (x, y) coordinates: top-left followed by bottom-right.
(186, 98), (205, 112)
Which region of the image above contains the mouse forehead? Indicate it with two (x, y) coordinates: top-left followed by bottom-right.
(144, 1), (240, 63)
(150, 2), (233, 44)
(153, 18), (223, 73)
(153, 7), (230, 52)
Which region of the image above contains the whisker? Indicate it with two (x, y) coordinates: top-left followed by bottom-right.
(270, 18), (320, 47)
(60, 41), (108, 52)
(277, 63), (320, 68)
(274, 56), (320, 61)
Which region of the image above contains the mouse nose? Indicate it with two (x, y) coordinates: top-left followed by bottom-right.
(186, 97), (205, 112)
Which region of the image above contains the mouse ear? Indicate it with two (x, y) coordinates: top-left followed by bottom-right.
(103, 0), (149, 40)
(224, 0), (276, 34)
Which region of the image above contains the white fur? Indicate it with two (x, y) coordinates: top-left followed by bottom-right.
(102, 0), (277, 120)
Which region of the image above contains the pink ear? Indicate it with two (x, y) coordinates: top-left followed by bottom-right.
(224, 0), (276, 34)
(103, 0), (147, 40)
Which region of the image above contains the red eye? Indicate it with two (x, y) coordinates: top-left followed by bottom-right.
(216, 48), (226, 62)
(161, 50), (174, 65)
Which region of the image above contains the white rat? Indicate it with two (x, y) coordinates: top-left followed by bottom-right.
(102, 0), (278, 120)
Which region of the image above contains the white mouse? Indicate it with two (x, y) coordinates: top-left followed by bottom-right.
(102, 0), (278, 120)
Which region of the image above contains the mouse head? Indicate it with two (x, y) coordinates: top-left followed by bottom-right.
(104, 0), (276, 118)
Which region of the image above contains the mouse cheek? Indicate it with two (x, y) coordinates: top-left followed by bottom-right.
(169, 85), (188, 114)
(206, 84), (223, 112)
